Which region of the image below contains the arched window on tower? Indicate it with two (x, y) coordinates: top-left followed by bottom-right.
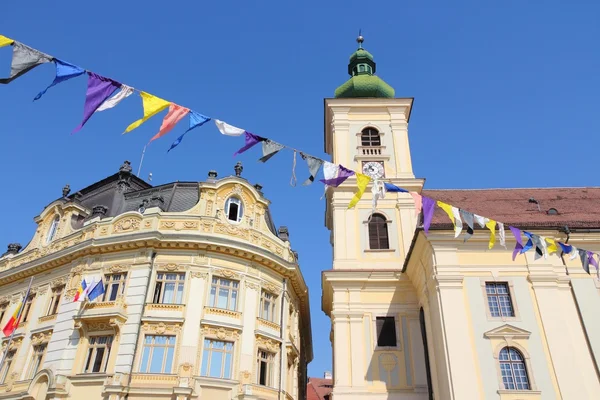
(368, 214), (389, 250)
(499, 347), (530, 390)
(361, 128), (381, 147)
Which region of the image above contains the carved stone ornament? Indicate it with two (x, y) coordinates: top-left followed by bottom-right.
(213, 269), (240, 280)
(142, 322), (181, 335)
(244, 281), (259, 290)
(50, 277), (67, 289)
(191, 271), (208, 279)
(107, 264), (127, 274)
(256, 335), (280, 352)
(240, 370), (252, 384)
(159, 263), (182, 272)
(159, 220), (199, 231)
(262, 282), (281, 295)
(215, 223), (250, 240)
(179, 362), (193, 378)
(31, 330), (53, 345)
(201, 325), (240, 340)
(113, 217), (141, 233)
(232, 184), (243, 194)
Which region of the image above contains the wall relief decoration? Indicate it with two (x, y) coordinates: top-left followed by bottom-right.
(142, 322), (181, 335)
(256, 335), (280, 352)
(113, 217), (141, 233)
(159, 220), (199, 231)
(215, 223), (250, 240)
(213, 269), (240, 280)
(201, 325), (240, 340)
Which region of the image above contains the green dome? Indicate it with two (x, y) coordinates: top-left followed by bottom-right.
(334, 35), (395, 99)
(334, 75), (395, 98)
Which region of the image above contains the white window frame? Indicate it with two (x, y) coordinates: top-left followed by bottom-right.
(259, 290), (277, 322)
(152, 272), (185, 304)
(27, 343), (47, 379)
(46, 216), (60, 244)
(257, 349), (276, 387)
(46, 285), (64, 316)
(481, 279), (521, 321)
(224, 197), (244, 223)
(139, 335), (176, 374)
(21, 294), (35, 324)
(103, 273), (128, 302)
(0, 349), (16, 383)
(200, 339), (234, 379)
(209, 277), (239, 311)
(83, 335), (113, 374)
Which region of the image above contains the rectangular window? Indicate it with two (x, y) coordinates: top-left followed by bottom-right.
(103, 273), (127, 302)
(209, 277), (239, 311)
(152, 273), (185, 304)
(21, 295), (34, 323)
(260, 290), (277, 322)
(200, 339), (234, 379)
(0, 303), (7, 325)
(486, 282), (515, 318)
(46, 286), (64, 316)
(139, 335), (175, 374)
(376, 317), (397, 347)
(257, 350), (275, 386)
(0, 350), (15, 383)
(27, 344), (47, 379)
(83, 335), (113, 373)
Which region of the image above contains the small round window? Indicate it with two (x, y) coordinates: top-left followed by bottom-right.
(225, 197), (244, 223)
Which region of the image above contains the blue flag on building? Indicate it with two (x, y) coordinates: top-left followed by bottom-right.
(86, 277), (105, 301)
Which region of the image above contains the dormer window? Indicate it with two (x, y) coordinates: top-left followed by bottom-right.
(361, 128), (381, 147)
(225, 197), (244, 223)
(46, 216), (59, 244)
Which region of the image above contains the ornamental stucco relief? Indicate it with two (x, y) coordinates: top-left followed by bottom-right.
(113, 217), (141, 233)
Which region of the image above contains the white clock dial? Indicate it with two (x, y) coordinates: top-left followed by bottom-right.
(362, 161), (384, 179)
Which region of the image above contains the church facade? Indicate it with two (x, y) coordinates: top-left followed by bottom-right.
(0, 162), (312, 400)
(322, 36), (600, 399)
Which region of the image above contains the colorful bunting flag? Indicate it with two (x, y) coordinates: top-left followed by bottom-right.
(320, 165), (354, 187)
(461, 210), (475, 242)
(510, 226), (523, 261)
(259, 140), (285, 162)
(0, 42), (52, 84)
(410, 192), (422, 217)
(587, 251), (598, 276)
(149, 104), (189, 143)
(300, 153), (324, 185)
(97, 84), (134, 111)
(531, 234), (547, 259)
(437, 201), (462, 238)
(234, 132), (265, 156)
(570, 246), (578, 261)
(34, 59), (85, 101)
(215, 119), (245, 136)
(545, 238), (558, 255)
(498, 222), (506, 248)
(348, 173), (371, 209)
(521, 232), (534, 254)
(579, 249), (590, 274)
(0, 35), (14, 48)
(72, 72), (121, 134)
(383, 183), (407, 193)
(422, 196), (436, 234)
(124, 92), (170, 134)
(168, 111), (211, 152)
(474, 214), (488, 228)
(486, 220), (496, 249)
(558, 242), (572, 255)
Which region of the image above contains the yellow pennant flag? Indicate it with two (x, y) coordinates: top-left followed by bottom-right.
(124, 92), (170, 134)
(0, 35), (13, 48)
(437, 201), (455, 226)
(545, 238), (558, 254)
(348, 173), (371, 209)
(486, 220), (497, 249)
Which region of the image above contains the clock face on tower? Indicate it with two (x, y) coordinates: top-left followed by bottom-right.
(362, 161), (384, 179)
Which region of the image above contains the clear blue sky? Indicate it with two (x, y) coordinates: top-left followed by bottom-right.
(1, 1), (599, 378)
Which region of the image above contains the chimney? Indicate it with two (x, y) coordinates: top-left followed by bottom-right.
(278, 226), (289, 242)
(324, 371), (332, 379)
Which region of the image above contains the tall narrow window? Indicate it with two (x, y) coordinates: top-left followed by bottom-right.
(225, 197), (244, 223)
(21, 294), (34, 323)
(361, 128), (381, 147)
(46, 285), (64, 316)
(200, 339), (234, 379)
(260, 290), (277, 322)
(209, 277), (239, 311)
(46, 216), (59, 244)
(499, 347), (530, 390)
(368, 214), (389, 250)
(103, 273), (127, 302)
(376, 316), (397, 347)
(27, 344), (47, 379)
(83, 335), (113, 373)
(152, 273), (185, 304)
(257, 350), (275, 386)
(139, 335), (175, 374)
(0, 349), (15, 383)
(0, 302), (7, 325)
(486, 282), (515, 317)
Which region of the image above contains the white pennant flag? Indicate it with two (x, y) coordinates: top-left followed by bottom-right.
(498, 222), (506, 248)
(215, 119), (245, 136)
(451, 207), (463, 238)
(97, 85), (134, 111)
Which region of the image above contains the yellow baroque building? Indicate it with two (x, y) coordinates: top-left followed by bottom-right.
(0, 161), (312, 400)
(322, 37), (600, 399)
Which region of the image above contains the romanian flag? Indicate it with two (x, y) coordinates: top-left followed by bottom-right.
(73, 278), (88, 302)
(73, 275), (104, 302)
(2, 301), (24, 337)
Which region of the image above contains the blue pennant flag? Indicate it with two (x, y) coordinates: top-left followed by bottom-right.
(384, 183), (408, 193)
(34, 59), (85, 101)
(86, 277), (105, 301)
(521, 232), (534, 254)
(168, 111), (211, 152)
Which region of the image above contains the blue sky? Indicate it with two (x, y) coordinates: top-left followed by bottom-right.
(1, 1), (599, 378)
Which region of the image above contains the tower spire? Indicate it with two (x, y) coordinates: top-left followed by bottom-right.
(357, 29), (364, 49)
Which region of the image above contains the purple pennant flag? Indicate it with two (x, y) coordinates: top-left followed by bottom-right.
(319, 165), (354, 187)
(509, 226), (523, 261)
(579, 249), (590, 274)
(587, 251), (598, 273)
(422, 196), (436, 234)
(72, 72), (121, 134)
(233, 132), (266, 157)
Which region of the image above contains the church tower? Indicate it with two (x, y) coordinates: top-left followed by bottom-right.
(321, 35), (430, 399)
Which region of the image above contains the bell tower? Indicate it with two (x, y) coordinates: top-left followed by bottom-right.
(321, 35), (429, 400)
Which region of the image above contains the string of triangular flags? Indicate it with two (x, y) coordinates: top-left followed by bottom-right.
(1, 34), (597, 276)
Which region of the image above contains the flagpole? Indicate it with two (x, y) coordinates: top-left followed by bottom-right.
(0, 276), (33, 371)
(137, 144), (148, 177)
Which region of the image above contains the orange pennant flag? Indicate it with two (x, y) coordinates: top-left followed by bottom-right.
(149, 103), (190, 143)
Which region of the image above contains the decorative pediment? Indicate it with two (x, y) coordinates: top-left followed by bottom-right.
(484, 324), (531, 340)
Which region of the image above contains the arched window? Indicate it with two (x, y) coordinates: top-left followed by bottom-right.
(499, 347), (530, 390)
(46, 216), (59, 244)
(368, 214), (389, 250)
(225, 197), (244, 223)
(361, 128), (381, 147)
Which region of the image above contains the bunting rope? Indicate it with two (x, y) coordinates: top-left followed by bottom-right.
(1, 34), (598, 276)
